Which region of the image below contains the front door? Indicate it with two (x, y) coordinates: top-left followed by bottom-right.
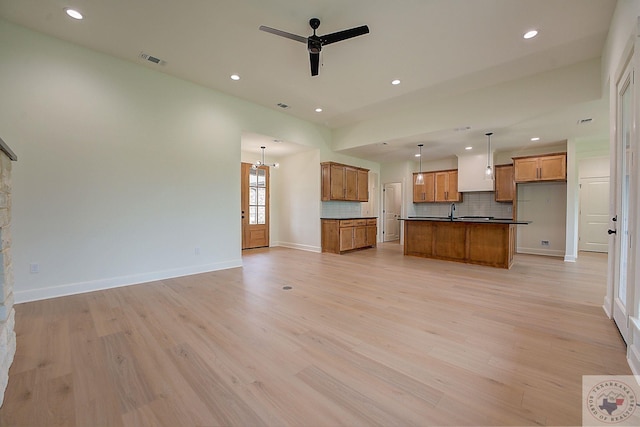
(611, 59), (634, 343)
(241, 162), (270, 249)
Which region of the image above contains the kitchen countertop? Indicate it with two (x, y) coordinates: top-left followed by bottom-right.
(401, 216), (531, 225)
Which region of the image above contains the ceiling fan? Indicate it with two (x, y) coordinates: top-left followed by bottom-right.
(259, 18), (370, 76)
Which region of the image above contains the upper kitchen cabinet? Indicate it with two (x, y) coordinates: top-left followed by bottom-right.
(413, 172), (435, 203)
(435, 170), (462, 202)
(494, 164), (515, 202)
(513, 153), (567, 183)
(321, 162), (369, 202)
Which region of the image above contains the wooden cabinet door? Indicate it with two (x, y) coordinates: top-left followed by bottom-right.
(330, 164), (346, 199)
(366, 225), (377, 247)
(345, 167), (358, 200)
(434, 172), (448, 202)
(339, 227), (354, 251)
(539, 154), (566, 180)
(413, 172), (435, 202)
(494, 165), (515, 202)
(514, 157), (539, 182)
(447, 171), (462, 202)
(354, 226), (367, 248)
(357, 169), (369, 202)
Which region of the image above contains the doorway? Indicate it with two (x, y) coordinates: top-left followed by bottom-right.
(383, 182), (402, 242)
(241, 162), (270, 249)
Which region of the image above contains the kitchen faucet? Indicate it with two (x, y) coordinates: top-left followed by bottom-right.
(449, 203), (456, 220)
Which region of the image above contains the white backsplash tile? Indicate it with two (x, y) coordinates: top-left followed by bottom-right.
(413, 191), (513, 218)
(321, 201), (363, 218)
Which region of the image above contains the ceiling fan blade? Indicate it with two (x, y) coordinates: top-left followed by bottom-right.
(310, 52), (320, 76)
(259, 25), (307, 44)
(320, 25), (369, 46)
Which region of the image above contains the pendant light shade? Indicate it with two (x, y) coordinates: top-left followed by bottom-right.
(253, 146), (279, 169)
(415, 144), (424, 184)
(485, 132), (494, 180)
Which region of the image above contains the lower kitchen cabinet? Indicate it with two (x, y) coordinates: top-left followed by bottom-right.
(322, 218), (377, 254)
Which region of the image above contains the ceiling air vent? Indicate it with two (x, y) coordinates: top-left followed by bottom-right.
(577, 118), (593, 124)
(138, 52), (167, 66)
(277, 102), (290, 109)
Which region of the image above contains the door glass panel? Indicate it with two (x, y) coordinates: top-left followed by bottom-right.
(248, 167), (267, 225)
(249, 206), (257, 225)
(618, 76), (631, 306)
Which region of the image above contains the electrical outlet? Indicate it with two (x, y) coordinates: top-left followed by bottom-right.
(541, 240), (550, 246)
(29, 263), (40, 274)
(194, 247), (201, 255)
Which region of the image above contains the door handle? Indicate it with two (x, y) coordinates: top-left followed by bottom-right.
(608, 229), (617, 235)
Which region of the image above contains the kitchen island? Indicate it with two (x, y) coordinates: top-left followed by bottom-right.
(402, 217), (530, 269)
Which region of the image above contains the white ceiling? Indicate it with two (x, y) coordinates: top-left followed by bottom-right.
(0, 0), (617, 162)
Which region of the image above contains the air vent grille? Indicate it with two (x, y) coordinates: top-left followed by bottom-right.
(277, 103), (290, 109)
(138, 52), (167, 66)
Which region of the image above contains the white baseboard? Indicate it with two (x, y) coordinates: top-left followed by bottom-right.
(517, 247), (565, 257)
(273, 242), (321, 253)
(564, 255), (577, 262)
(14, 259), (242, 303)
(603, 295), (612, 318)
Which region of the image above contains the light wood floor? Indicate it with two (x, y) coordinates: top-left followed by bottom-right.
(0, 244), (630, 426)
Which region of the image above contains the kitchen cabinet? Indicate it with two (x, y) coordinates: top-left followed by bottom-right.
(321, 162), (369, 201)
(413, 170), (460, 203)
(513, 153), (566, 183)
(322, 218), (377, 254)
(494, 164), (515, 202)
(413, 172), (435, 203)
(435, 170), (462, 202)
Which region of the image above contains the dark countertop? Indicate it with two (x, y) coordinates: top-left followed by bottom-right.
(321, 217), (378, 220)
(401, 216), (531, 225)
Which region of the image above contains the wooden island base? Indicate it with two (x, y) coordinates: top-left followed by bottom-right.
(404, 220), (516, 268)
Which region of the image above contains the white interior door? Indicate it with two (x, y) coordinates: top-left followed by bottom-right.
(579, 176), (609, 252)
(383, 183), (401, 242)
(611, 61), (634, 343)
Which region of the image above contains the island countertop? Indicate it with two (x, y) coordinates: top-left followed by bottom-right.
(401, 216), (531, 225)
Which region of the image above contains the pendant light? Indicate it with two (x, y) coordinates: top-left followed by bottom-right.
(415, 144), (424, 185)
(485, 132), (493, 180)
(252, 146), (279, 169)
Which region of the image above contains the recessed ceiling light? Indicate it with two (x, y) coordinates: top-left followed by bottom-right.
(315, 107), (323, 113)
(230, 74), (240, 81)
(465, 146), (473, 150)
(391, 79), (401, 85)
(64, 8), (83, 20)
(531, 137), (540, 141)
(523, 30), (538, 39)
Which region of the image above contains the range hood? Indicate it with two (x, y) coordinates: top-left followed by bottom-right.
(457, 153), (494, 192)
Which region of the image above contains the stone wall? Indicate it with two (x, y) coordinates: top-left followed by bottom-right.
(0, 150), (15, 406)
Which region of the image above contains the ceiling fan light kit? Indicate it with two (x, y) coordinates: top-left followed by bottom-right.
(260, 18), (370, 76)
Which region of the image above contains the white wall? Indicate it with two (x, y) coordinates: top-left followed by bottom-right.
(274, 149), (322, 252)
(0, 19), (336, 302)
(517, 182), (567, 256)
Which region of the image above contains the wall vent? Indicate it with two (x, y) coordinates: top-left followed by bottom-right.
(139, 52), (167, 66)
